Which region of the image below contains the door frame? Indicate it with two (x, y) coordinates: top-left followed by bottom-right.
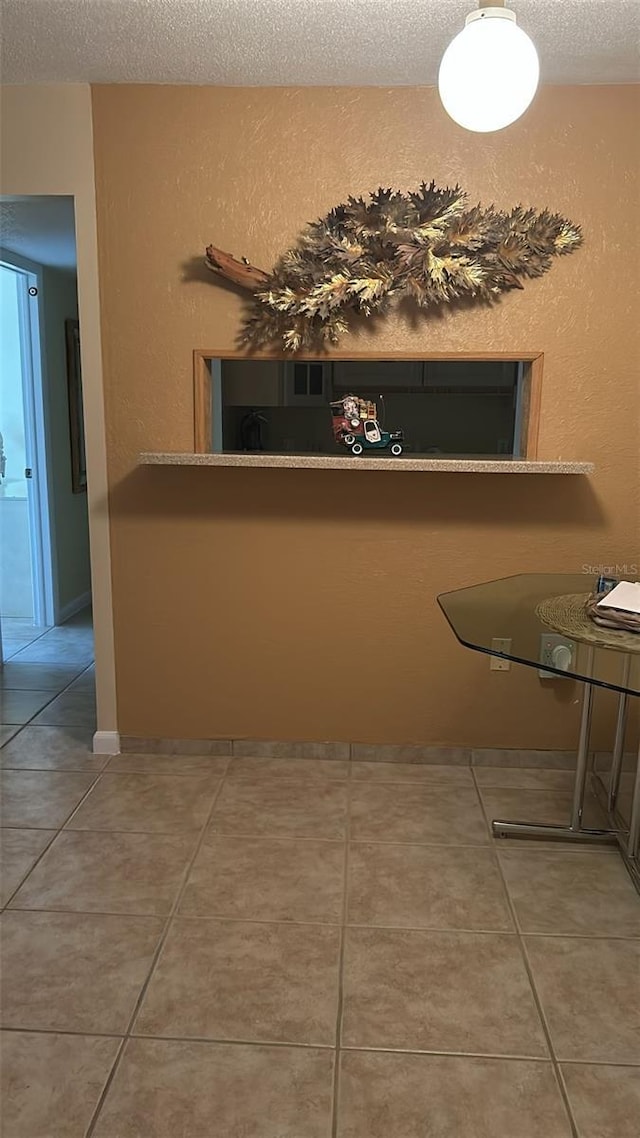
(0, 250), (56, 627)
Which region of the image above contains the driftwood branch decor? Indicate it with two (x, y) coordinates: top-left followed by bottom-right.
(205, 182), (582, 352)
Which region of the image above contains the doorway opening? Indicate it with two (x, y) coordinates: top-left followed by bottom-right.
(0, 258), (52, 633)
(1, 196), (95, 741)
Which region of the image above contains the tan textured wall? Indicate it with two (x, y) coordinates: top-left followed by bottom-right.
(92, 85), (640, 746)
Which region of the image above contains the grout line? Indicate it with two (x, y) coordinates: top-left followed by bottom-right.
(84, 764), (231, 1137)
(1, 770), (105, 911)
(342, 837), (492, 849)
(556, 1057), (640, 1069)
(516, 930), (640, 942)
(131, 1029), (336, 1049)
(1, 647), (95, 743)
(4, 906), (345, 926)
(0, 822), (492, 848)
(103, 765), (232, 778)
(0, 764), (109, 774)
(4, 907), (636, 941)
(1, 667), (96, 728)
(343, 921), (517, 936)
(331, 775), (352, 1138)
(219, 773), (349, 787)
(471, 769), (580, 1138)
(340, 837), (491, 848)
(57, 825), (345, 840)
(128, 1034), (335, 1052)
(0, 1025), (126, 1039)
(6, 1024), (640, 1067)
(339, 1044), (563, 1061)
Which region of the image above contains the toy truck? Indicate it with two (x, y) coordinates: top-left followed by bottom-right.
(330, 394), (404, 456)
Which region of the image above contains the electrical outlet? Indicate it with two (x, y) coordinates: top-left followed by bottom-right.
(490, 637), (512, 671)
(539, 634), (575, 679)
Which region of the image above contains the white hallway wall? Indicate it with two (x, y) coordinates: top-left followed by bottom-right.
(0, 262), (31, 618)
(0, 84), (117, 743)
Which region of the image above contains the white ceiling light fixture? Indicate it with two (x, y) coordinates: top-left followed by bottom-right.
(438, 1), (540, 133)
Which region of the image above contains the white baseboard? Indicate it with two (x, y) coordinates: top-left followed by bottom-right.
(93, 730), (120, 755)
(58, 590), (92, 625)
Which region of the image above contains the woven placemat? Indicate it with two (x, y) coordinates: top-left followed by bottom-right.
(536, 593), (640, 654)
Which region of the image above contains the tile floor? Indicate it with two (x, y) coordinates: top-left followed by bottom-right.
(1, 609), (96, 748)
(1, 736), (639, 1137)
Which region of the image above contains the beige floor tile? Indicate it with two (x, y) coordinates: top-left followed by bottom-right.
(106, 752), (230, 776)
(479, 787), (607, 830)
(32, 690), (96, 729)
(525, 936), (640, 1063)
(561, 1063), (640, 1138)
(9, 830), (198, 915)
(0, 828), (56, 905)
(0, 725), (104, 771)
(474, 767), (576, 791)
(119, 737), (231, 756)
(11, 640), (94, 668)
(1, 770), (96, 828)
(338, 1051), (572, 1137)
(92, 1038), (334, 1138)
(66, 773), (220, 833)
(351, 761), (473, 784)
(0, 910), (163, 1033)
(233, 739), (349, 760)
(0, 725), (20, 745)
(0, 661), (83, 691)
(135, 917), (341, 1045)
(499, 849), (640, 936)
(347, 843), (512, 931)
(350, 783), (487, 846)
(612, 772), (636, 828)
(1, 618), (49, 636)
(0, 1030), (120, 1138)
(1, 634), (36, 655)
(37, 623), (92, 641)
(229, 756), (349, 780)
(66, 665), (96, 692)
(472, 749), (576, 770)
(180, 834), (345, 922)
(352, 744), (470, 764)
(209, 777), (347, 839)
(342, 927), (547, 1056)
(0, 690), (55, 725)
(2, 637), (35, 657)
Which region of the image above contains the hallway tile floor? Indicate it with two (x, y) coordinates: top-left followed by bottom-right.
(1, 610), (96, 747)
(0, 740), (638, 1136)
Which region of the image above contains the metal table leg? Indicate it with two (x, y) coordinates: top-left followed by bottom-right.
(627, 738), (640, 860)
(492, 646), (616, 844)
(608, 737), (640, 893)
(608, 656), (631, 812)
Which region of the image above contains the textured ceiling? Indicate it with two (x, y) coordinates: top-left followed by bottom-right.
(1, 0), (639, 86)
(0, 197), (77, 270)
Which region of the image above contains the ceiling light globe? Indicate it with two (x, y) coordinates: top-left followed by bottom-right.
(438, 7), (540, 133)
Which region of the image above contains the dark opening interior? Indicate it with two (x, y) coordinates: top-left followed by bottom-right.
(216, 358), (524, 457)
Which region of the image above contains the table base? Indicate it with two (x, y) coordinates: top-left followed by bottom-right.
(489, 661), (640, 895)
(491, 819), (617, 843)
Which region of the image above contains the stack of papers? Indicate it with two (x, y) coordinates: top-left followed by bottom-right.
(596, 581), (640, 615)
(591, 580), (640, 632)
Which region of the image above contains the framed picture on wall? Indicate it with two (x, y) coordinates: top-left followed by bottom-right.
(65, 318), (87, 493)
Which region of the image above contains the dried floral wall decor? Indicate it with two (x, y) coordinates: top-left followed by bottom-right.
(204, 181), (582, 352)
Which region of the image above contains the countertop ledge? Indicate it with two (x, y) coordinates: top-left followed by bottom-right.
(139, 452), (594, 474)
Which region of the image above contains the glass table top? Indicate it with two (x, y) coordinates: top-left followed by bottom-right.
(438, 573), (640, 696)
